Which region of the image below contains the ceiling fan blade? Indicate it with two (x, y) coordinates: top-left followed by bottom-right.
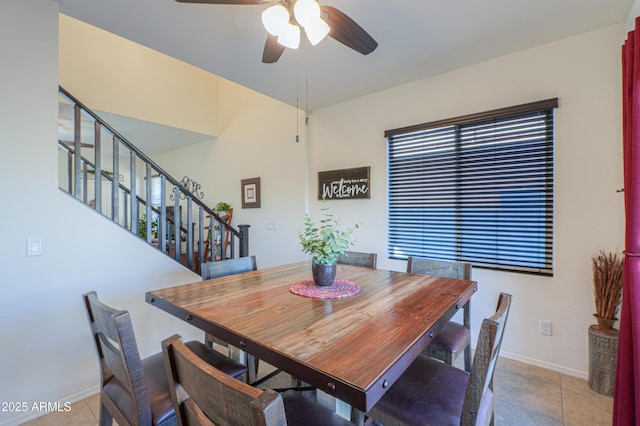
(262, 34), (286, 63)
(175, 0), (262, 4)
(320, 6), (378, 55)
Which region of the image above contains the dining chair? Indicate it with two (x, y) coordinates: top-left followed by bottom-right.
(337, 251), (378, 268)
(201, 256), (259, 382)
(82, 291), (247, 426)
(366, 292), (512, 426)
(407, 256), (473, 372)
(162, 334), (355, 426)
(203, 209), (233, 262)
(201, 256), (257, 279)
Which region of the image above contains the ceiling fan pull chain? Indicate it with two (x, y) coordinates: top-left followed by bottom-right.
(305, 36), (309, 128)
(296, 47), (300, 143)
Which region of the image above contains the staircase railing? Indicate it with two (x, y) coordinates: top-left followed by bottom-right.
(57, 86), (249, 272)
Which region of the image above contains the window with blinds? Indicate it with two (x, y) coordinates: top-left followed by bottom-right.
(386, 99), (557, 276)
(150, 175), (162, 207)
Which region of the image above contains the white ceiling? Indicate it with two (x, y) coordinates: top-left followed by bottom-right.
(56, 0), (633, 111)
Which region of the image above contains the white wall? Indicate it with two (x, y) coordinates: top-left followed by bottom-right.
(152, 80), (308, 268)
(308, 24), (626, 376)
(0, 3), (206, 425)
(59, 14), (221, 137)
(628, 0), (640, 30)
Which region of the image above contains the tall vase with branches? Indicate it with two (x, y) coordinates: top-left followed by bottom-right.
(592, 249), (624, 329)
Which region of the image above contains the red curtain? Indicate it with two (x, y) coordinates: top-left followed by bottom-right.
(614, 17), (640, 425)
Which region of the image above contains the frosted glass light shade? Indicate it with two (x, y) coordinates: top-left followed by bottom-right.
(304, 17), (330, 45)
(262, 5), (290, 36)
(294, 0), (320, 28)
(262, 0), (329, 50)
(277, 23), (300, 49)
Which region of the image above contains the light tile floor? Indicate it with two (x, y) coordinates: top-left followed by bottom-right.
(21, 357), (613, 425)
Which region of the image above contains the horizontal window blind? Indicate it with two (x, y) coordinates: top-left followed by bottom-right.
(387, 99), (557, 275)
(151, 175), (162, 207)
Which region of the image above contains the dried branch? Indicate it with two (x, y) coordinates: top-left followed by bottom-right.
(592, 250), (624, 320)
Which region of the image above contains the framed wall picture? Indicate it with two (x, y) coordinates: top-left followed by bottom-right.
(241, 177), (261, 209)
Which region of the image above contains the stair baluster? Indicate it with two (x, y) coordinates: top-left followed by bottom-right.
(57, 86), (249, 273)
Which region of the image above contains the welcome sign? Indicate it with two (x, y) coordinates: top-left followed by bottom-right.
(318, 166), (370, 200)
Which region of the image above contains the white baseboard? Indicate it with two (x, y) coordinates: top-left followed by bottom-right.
(499, 350), (588, 380)
(0, 386), (99, 426)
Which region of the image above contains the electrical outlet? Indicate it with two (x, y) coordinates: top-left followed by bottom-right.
(540, 320), (552, 336)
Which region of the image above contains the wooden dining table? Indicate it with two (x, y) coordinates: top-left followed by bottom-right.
(145, 261), (477, 414)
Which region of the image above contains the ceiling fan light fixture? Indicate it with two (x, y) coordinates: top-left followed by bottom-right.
(304, 17), (329, 45)
(261, 4), (290, 37)
(277, 23), (300, 49)
(293, 0), (321, 29)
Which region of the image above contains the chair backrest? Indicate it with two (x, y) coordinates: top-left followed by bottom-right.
(461, 292), (512, 426)
(162, 334), (287, 426)
(201, 256), (257, 280)
(82, 291), (151, 425)
(407, 257), (472, 280)
(337, 251), (377, 268)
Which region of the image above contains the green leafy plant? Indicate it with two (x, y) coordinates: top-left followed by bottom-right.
(298, 206), (359, 265)
(215, 201), (231, 213)
(139, 214), (158, 239)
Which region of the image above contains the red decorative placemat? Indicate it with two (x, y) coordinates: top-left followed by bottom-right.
(289, 279), (361, 299)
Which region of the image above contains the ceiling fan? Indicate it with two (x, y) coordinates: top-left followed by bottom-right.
(175, 0), (378, 63)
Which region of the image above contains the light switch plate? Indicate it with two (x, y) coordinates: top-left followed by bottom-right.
(27, 238), (42, 257)
(540, 320), (552, 336)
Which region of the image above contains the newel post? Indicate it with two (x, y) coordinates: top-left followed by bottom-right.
(238, 224), (250, 257)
